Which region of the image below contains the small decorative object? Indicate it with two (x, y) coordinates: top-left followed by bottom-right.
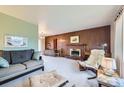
(101, 43), (108, 53)
(70, 36), (79, 43)
(101, 43), (107, 50)
(5, 35), (28, 47)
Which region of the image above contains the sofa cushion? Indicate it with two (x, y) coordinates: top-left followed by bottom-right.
(0, 50), (11, 64)
(26, 49), (34, 60)
(0, 57), (9, 68)
(0, 64), (26, 78)
(32, 51), (41, 60)
(22, 60), (43, 69)
(11, 49), (34, 64)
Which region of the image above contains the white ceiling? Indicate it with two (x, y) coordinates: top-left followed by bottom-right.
(0, 5), (121, 35)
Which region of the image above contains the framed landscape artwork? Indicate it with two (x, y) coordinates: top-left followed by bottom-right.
(5, 36), (28, 47)
(70, 36), (79, 43)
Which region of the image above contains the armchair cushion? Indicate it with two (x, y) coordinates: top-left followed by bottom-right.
(86, 49), (105, 68)
(79, 61), (97, 69)
(78, 49), (105, 69)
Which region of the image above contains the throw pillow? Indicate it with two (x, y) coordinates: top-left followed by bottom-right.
(32, 51), (41, 60)
(0, 57), (9, 68)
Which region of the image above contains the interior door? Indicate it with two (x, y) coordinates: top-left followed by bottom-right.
(53, 38), (57, 50)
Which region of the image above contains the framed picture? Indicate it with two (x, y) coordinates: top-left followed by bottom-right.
(70, 36), (79, 43)
(5, 36), (28, 47)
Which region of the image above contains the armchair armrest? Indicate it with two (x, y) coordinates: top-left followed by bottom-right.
(78, 61), (87, 67)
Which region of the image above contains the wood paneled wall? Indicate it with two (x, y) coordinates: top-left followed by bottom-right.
(45, 25), (111, 56)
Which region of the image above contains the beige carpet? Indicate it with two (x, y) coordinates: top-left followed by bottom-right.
(43, 56), (98, 87)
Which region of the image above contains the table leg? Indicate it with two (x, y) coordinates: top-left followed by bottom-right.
(98, 83), (102, 87)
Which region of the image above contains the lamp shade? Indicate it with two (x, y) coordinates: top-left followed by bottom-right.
(101, 57), (117, 70)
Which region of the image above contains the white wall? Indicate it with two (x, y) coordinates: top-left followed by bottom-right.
(38, 24), (46, 53)
(40, 37), (45, 53)
(38, 36), (45, 54)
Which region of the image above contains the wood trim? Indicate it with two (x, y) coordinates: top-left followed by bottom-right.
(66, 43), (87, 46)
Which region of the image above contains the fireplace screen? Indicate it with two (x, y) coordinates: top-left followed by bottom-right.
(70, 49), (81, 56)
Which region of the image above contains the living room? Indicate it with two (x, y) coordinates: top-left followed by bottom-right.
(0, 2), (124, 89)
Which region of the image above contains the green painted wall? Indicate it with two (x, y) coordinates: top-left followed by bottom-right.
(0, 12), (38, 51)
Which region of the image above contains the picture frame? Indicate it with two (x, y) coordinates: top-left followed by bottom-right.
(5, 35), (28, 47)
(70, 36), (79, 43)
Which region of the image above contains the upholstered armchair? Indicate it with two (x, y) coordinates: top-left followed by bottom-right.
(78, 49), (105, 79)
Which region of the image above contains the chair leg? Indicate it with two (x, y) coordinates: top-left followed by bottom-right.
(88, 75), (97, 79)
(87, 69), (97, 80)
(42, 66), (44, 71)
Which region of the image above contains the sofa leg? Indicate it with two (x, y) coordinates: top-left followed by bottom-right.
(98, 83), (102, 87)
(42, 66), (44, 71)
(88, 76), (97, 79)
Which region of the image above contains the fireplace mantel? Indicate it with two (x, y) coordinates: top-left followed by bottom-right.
(66, 43), (87, 46)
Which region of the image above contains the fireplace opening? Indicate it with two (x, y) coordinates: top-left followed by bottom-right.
(70, 49), (81, 57)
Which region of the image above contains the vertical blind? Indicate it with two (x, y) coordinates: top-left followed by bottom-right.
(114, 11), (124, 78)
